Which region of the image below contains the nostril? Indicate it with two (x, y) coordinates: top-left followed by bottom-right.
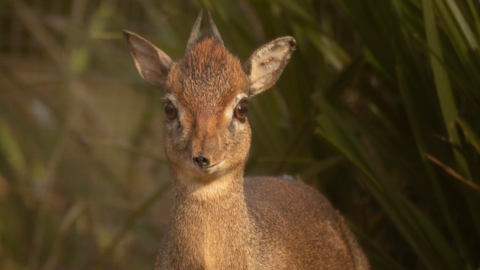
(193, 156), (210, 168)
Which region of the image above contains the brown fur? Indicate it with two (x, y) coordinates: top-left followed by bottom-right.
(163, 35), (251, 173)
(123, 16), (369, 270)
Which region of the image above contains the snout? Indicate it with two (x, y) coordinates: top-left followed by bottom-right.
(190, 114), (224, 170)
(192, 151), (224, 171)
(193, 153), (210, 168)
(191, 134), (220, 169)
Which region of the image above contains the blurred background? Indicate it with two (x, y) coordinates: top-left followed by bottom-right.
(1, 0), (480, 269)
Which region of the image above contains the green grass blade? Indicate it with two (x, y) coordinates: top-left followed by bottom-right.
(423, 0), (480, 243)
(457, 118), (480, 155)
(424, 0), (471, 179)
(348, 221), (409, 270)
(315, 96), (458, 270)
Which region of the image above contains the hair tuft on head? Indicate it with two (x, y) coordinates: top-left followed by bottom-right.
(186, 9), (204, 53)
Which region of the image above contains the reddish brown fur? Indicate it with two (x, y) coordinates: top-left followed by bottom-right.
(164, 35), (250, 173)
(168, 35), (249, 111)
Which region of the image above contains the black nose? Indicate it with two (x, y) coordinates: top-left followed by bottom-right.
(193, 155), (210, 168)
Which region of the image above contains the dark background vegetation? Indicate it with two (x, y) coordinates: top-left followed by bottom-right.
(1, 0), (480, 269)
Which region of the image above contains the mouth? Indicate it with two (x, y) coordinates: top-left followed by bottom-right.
(197, 160), (224, 173)
(205, 160), (224, 169)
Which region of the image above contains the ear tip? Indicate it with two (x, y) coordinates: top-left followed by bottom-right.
(122, 30), (132, 40)
(276, 36), (297, 50)
(285, 36), (297, 49)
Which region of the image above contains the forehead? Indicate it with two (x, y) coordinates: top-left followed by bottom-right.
(166, 36), (249, 112)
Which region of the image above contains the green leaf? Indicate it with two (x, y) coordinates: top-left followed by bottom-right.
(457, 118), (480, 155)
(0, 121), (27, 180)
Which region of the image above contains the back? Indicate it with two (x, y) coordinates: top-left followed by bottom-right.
(244, 177), (369, 270)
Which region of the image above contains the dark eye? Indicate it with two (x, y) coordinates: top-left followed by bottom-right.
(234, 100), (248, 121)
(165, 102), (177, 121)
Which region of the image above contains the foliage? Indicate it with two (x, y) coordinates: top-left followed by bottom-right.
(0, 0), (479, 269)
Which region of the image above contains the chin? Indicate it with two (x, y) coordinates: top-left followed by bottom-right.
(196, 162), (231, 180)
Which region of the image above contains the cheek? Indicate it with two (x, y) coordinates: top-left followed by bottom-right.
(163, 119), (191, 159)
(163, 129), (178, 158)
(223, 121), (251, 158)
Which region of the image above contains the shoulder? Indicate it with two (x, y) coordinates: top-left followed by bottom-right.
(243, 176), (334, 217)
(244, 176), (322, 201)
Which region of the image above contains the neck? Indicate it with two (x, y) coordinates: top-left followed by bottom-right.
(163, 167), (254, 269)
(173, 167), (244, 201)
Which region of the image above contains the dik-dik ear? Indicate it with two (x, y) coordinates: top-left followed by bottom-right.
(123, 30), (173, 90)
(243, 37), (296, 96)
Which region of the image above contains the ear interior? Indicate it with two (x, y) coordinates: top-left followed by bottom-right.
(123, 30), (173, 90)
(243, 37), (296, 96)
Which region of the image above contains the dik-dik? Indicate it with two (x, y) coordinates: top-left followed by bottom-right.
(123, 10), (369, 270)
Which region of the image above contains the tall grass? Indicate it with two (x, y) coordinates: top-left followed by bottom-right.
(0, 0), (479, 269)
(315, 0), (480, 269)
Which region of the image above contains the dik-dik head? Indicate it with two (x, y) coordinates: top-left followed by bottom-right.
(124, 11), (295, 182)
